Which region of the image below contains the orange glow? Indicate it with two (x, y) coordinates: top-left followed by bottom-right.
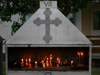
(29, 63), (32, 68)
(57, 58), (59, 60)
(41, 60), (44, 63)
(56, 58), (61, 67)
(77, 63), (84, 66)
(43, 63), (46, 67)
(47, 58), (49, 60)
(57, 64), (59, 67)
(71, 60), (73, 67)
(35, 61), (38, 68)
(29, 58), (31, 64)
(26, 59), (28, 66)
(71, 60), (73, 63)
(35, 61), (37, 64)
(29, 58), (31, 62)
(81, 52), (84, 63)
(50, 54), (52, 56)
(77, 52), (80, 55)
(21, 59), (24, 62)
(46, 61), (49, 67)
(57, 58), (60, 64)
(50, 54), (52, 67)
(77, 52), (84, 63)
(50, 54), (52, 59)
(19, 52), (85, 68)
(14, 62), (17, 65)
(81, 52), (83, 56)
(21, 59), (24, 67)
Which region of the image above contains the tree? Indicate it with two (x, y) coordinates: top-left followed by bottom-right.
(0, 0), (94, 35)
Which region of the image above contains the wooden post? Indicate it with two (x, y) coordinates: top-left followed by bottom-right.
(0, 37), (3, 75)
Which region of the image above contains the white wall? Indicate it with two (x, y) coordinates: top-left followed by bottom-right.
(0, 14), (21, 40)
(0, 14), (21, 53)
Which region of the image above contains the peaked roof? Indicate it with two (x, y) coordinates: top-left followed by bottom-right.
(6, 1), (92, 45)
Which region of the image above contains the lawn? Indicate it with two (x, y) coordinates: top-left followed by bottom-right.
(3, 66), (5, 75)
(92, 70), (100, 74)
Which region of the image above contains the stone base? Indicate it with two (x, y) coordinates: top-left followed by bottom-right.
(8, 71), (89, 75)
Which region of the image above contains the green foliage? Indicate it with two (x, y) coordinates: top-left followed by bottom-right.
(0, 0), (94, 35)
(11, 21), (22, 35)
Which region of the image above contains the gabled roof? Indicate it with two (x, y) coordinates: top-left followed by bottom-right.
(5, 1), (92, 45)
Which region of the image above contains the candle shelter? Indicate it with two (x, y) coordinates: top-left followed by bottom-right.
(4, 1), (92, 75)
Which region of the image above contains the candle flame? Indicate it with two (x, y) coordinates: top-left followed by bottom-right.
(21, 59), (24, 62)
(71, 60), (73, 63)
(47, 58), (49, 60)
(77, 52), (80, 55)
(81, 52), (83, 56)
(35, 61), (37, 64)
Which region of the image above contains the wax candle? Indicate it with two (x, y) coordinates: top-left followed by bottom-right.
(50, 54), (52, 67)
(43, 63), (46, 68)
(77, 52), (80, 63)
(26, 59), (28, 67)
(81, 52), (83, 63)
(71, 60), (73, 67)
(21, 59), (24, 67)
(35, 61), (38, 68)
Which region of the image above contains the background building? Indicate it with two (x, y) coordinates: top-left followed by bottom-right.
(75, 2), (100, 71)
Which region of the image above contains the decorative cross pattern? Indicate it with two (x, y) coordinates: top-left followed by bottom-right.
(33, 8), (62, 43)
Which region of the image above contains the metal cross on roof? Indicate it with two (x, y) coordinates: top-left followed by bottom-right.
(33, 8), (62, 43)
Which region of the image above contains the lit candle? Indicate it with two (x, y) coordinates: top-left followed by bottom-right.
(41, 60), (44, 63)
(21, 59), (24, 62)
(81, 52), (83, 63)
(46, 60), (49, 67)
(35, 61), (38, 68)
(43, 63), (46, 68)
(57, 58), (60, 67)
(47, 58), (49, 61)
(26, 59), (28, 67)
(29, 63), (32, 68)
(29, 58), (31, 63)
(71, 60), (73, 67)
(77, 52), (80, 63)
(14, 62), (17, 65)
(50, 54), (52, 67)
(57, 58), (60, 63)
(21, 59), (24, 67)
(28, 58), (32, 68)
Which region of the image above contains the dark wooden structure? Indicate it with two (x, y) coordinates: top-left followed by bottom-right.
(0, 36), (4, 75)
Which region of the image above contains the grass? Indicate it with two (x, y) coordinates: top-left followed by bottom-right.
(92, 70), (100, 74)
(3, 66), (5, 75)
